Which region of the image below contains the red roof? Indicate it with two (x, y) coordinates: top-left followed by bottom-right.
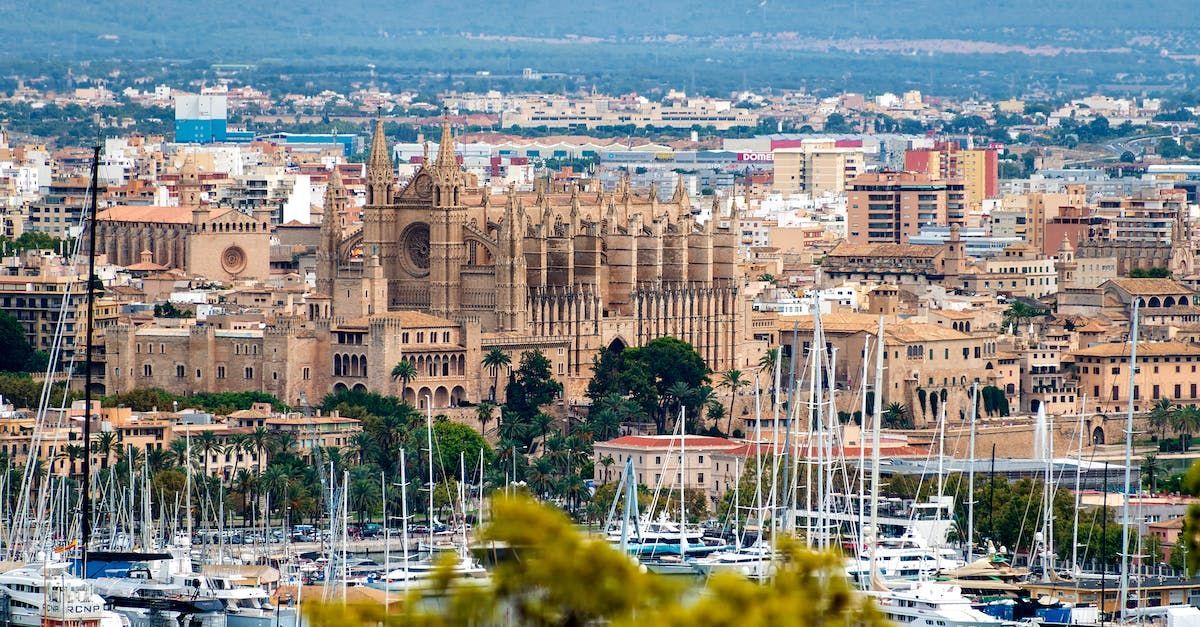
(600, 435), (738, 449)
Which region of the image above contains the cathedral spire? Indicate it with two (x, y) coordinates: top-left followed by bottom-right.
(366, 115), (394, 205)
(323, 167), (346, 228)
(435, 116), (456, 171)
(368, 116), (391, 170)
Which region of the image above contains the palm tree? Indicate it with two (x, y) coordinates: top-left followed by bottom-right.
(91, 431), (119, 468)
(1142, 454), (1162, 493)
(225, 434), (248, 488)
(719, 369), (749, 435)
(347, 431), (375, 466)
(475, 402), (495, 435)
(391, 360), (417, 397)
(481, 348), (512, 401)
(1149, 398), (1175, 441)
(1003, 301), (1045, 331)
(526, 457), (555, 497)
(882, 402), (911, 429)
(758, 348), (780, 405)
(146, 448), (173, 474)
(56, 444), (87, 478)
(168, 437), (191, 468)
(248, 427), (271, 470)
(598, 454), (616, 482)
(664, 381), (694, 432)
(532, 412), (554, 455)
(1170, 405), (1200, 450)
(233, 469), (257, 524)
(195, 430), (221, 478)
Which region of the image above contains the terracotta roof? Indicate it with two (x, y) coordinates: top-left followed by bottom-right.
(775, 313), (972, 343)
(598, 435), (740, 450)
(97, 205), (192, 224)
(125, 260), (167, 271)
(1105, 277), (1193, 296)
(826, 241), (943, 259)
(1072, 342), (1200, 358)
(338, 310), (456, 329)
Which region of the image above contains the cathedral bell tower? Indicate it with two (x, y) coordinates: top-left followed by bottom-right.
(316, 167), (348, 300)
(428, 118), (467, 319)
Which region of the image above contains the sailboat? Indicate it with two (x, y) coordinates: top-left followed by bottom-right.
(856, 317), (1003, 627)
(368, 406), (487, 591)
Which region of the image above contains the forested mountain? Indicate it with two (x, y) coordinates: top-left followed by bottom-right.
(3, 1), (1197, 96)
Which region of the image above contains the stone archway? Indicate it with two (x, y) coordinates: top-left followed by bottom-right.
(418, 386), (432, 409)
(434, 386), (450, 408)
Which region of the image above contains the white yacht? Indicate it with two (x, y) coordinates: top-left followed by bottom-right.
(367, 555), (489, 592)
(0, 561), (126, 627)
(690, 543), (778, 579)
(868, 581), (1005, 627)
(168, 572), (296, 627)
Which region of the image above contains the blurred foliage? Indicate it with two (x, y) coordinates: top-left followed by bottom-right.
(303, 495), (886, 626)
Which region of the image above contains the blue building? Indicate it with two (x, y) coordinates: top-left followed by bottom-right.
(174, 95), (228, 144)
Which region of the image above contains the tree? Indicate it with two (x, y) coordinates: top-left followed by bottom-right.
(1143, 454), (1163, 493)
(882, 402), (912, 429)
(432, 420), (494, 481)
(305, 496), (888, 627)
(475, 401), (495, 435)
(719, 369), (749, 435)
(481, 348), (512, 402)
(1149, 398), (1175, 441)
(195, 430), (221, 477)
(504, 350), (562, 421)
(586, 337), (709, 435)
(0, 310), (43, 372)
(390, 360), (416, 395)
(1171, 405), (1200, 450)
(1003, 301), (1046, 331)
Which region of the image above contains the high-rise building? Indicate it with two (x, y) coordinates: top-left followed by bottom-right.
(845, 171), (965, 244)
(174, 95), (228, 144)
(904, 141), (998, 211)
(772, 143), (864, 195)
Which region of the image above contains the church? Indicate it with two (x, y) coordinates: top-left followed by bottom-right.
(95, 154), (272, 283)
(307, 119), (754, 405)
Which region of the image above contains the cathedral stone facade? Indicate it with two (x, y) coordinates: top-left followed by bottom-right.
(308, 120), (753, 404)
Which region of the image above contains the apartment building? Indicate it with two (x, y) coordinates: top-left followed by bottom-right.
(905, 142), (998, 212)
(846, 171), (965, 244)
(772, 144), (865, 195)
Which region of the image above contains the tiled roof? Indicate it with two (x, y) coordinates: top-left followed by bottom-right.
(598, 435), (739, 450)
(97, 205), (192, 224)
(826, 241), (943, 259)
(1072, 342), (1200, 358)
(1105, 278), (1193, 296)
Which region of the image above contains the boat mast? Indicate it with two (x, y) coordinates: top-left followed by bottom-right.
(400, 448), (410, 582)
(857, 335), (871, 572)
(1072, 394), (1087, 574)
(868, 316), (884, 587)
(1118, 299), (1140, 622)
(967, 381), (978, 564)
(679, 407), (687, 558)
(82, 144), (100, 551)
(426, 398), (436, 554)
